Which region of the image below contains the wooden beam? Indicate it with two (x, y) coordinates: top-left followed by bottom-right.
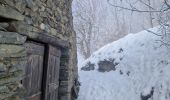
(21, 32), (69, 48)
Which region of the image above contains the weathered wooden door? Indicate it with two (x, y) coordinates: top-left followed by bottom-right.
(44, 45), (61, 100)
(23, 42), (45, 100)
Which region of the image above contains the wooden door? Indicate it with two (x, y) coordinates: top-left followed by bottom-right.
(23, 42), (45, 100)
(44, 45), (61, 100)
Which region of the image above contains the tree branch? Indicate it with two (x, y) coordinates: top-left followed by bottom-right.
(107, 0), (161, 13)
(139, 0), (155, 10)
(146, 29), (162, 36)
(164, 0), (170, 8)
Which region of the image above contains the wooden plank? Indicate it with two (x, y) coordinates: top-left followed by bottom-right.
(28, 92), (41, 100)
(20, 32), (69, 48)
(23, 42), (45, 100)
(49, 46), (61, 57)
(24, 42), (44, 55)
(43, 45), (61, 100)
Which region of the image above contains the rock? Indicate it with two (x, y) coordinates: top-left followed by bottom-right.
(45, 25), (51, 33)
(59, 69), (69, 80)
(0, 58), (26, 76)
(48, 20), (55, 28)
(0, 92), (16, 100)
(31, 16), (40, 27)
(0, 82), (25, 100)
(40, 23), (45, 30)
(8, 21), (41, 34)
(46, 8), (53, 15)
(98, 59), (119, 72)
(46, 0), (53, 7)
(81, 62), (95, 71)
(14, 83), (27, 99)
(40, 11), (47, 17)
(0, 85), (10, 94)
(0, 63), (7, 73)
(39, 24), (51, 33)
(9, 60), (26, 74)
(62, 16), (69, 23)
(0, 26), (6, 31)
(0, 0), (6, 5)
(3, 0), (15, 7)
(50, 28), (57, 36)
(24, 17), (33, 25)
(15, 0), (26, 13)
(23, 7), (31, 16)
(0, 70), (23, 85)
(0, 23), (9, 28)
(25, 0), (38, 11)
(58, 85), (69, 94)
(0, 5), (24, 21)
(118, 48), (123, 53)
(0, 31), (26, 44)
(25, 0), (33, 8)
(39, 5), (45, 11)
(0, 45), (26, 58)
(60, 58), (69, 70)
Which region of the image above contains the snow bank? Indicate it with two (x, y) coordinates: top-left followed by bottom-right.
(78, 27), (170, 100)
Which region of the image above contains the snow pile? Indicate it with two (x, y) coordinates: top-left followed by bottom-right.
(78, 27), (170, 100)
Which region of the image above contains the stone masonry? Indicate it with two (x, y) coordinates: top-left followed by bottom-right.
(0, 0), (79, 100)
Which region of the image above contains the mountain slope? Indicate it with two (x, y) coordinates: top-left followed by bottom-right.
(78, 27), (170, 100)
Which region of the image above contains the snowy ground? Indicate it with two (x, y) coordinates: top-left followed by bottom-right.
(77, 27), (170, 100)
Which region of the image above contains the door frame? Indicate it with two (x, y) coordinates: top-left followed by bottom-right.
(24, 37), (70, 100)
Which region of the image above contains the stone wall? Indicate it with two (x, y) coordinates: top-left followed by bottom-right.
(0, 0), (78, 100)
(1, 0), (73, 40)
(0, 32), (27, 100)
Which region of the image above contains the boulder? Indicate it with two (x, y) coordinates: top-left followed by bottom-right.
(81, 62), (95, 71)
(98, 59), (119, 72)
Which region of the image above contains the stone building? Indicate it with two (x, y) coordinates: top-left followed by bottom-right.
(0, 0), (79, 100)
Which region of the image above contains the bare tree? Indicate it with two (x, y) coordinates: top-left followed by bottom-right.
(73, 0), (170, 59)
(73, 0), (99, 59)
(107, 0), (170, 47)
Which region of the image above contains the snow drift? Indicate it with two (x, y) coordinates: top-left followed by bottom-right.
(78, 27), (170, 100)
